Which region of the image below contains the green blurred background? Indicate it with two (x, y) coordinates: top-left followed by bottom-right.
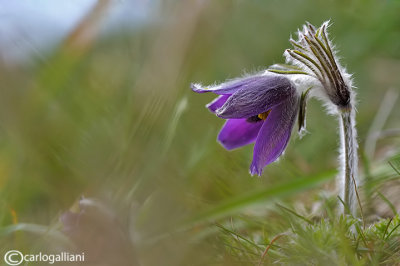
(1, 0), (400, 265)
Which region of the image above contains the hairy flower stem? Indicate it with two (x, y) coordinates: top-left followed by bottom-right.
(339, 108), (358, 216)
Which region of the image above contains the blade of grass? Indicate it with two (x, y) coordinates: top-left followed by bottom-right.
(385, 221), (400, 240)
(0, 223), (71, 246)
(383, 218), (393, 240)
(377, 191), (397, 216)
(388, 160), (400, 176)
(215, 223), (264, 252)
(258, 233), (286, 266)
(337, 196), (351, 215)
(184, 170), (335, 225)
(276, 203), (313, 225)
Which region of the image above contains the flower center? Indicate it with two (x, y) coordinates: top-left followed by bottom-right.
(246, 110), (271, 123)
(257, 110), (271, 120)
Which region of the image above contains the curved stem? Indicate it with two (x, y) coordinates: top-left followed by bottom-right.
(339, 108), (358, 216)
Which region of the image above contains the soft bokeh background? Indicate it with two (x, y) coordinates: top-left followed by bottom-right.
(1, 0), (400, 265)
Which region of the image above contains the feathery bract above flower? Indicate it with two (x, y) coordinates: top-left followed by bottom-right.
(283, 21), (353, 110)
(192, 74), (299, 176)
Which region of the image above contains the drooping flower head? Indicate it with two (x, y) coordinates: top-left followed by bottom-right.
(191, 21), (356, 187)
(192, 73), (299, 175)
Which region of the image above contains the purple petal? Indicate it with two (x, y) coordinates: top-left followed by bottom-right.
(250, 94), (299, 176)
(206, 95), (230, 113)
(191, 74), (264, 95)
(216, 75), (296, 119)
(218, 119), (264, 150)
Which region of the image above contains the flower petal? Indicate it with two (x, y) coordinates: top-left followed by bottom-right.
(218, 119), (264, 150)
(191, 74), (265, 95)
(216, 75), (296, 119)
(206, 95), (230, 113)
(250, 94), (299, 176)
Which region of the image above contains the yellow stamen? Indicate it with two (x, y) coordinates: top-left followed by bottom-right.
(258, 110), (271, 120)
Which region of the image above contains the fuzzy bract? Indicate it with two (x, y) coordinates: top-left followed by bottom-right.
(283, 21), (353, 110)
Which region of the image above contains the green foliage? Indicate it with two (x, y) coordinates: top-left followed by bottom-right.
(1, 0), (400, 265)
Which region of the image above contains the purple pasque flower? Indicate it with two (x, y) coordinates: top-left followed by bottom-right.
(192, 73), (299, 176)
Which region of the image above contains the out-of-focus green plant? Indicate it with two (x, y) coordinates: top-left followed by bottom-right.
(0, 0), (400, 265)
